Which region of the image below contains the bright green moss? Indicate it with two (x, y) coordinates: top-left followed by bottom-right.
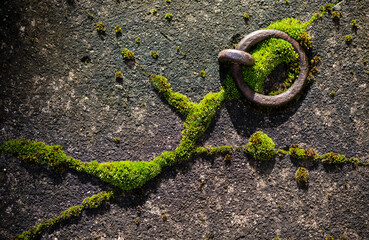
(0, 139), (72, 172)
(289, 146), (317, 161)
(295, 167), (309, 185)
(95, 22), (105, 33)
(245, 131), (276, 161)
(321, 152), (346, 164)
(84, 160), (161, 190)
(165, 13), (173, 20)
(115, 71), (123, 79)
(114, 25), (122, 33)
(82, 191), (114, 208)
(345, 35), (352, 43)
(16, 190), (114, 240)
(222, 17), (317, 98)
(150, 51), (159, 59)
(150, 75), (197, 116)
(200, 70), (206, 78)
(121, 48), (135, 60)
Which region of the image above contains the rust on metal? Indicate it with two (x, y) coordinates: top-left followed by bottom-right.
(219, 29), (309, 107)
(218, 49), (255, 66)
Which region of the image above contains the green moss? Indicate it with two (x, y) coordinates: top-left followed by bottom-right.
(289, 145), (318, 161)
(95, 22), (105, 33)
(150, 51), (159, 59)
(16, 190), (114, 240)
(82, 191), (114, 208)
(331, 11), (341, 19)
(87, 12), (94, 19)
(222, 17), (318, 98)
(224, 154), (231, 162)
(295, 167), (309, 185)
(150, 75), (197, 116)
(200, 70), (206, 78)
(243, 12), (250, 19)
(321, 152), (346, 164)
(114, 137), (120, 143)
(245, 131), (276, 161)
(345, 35), (352, 43)
(351, 19), (357, 27)
(114, 25), (122, 33)
(121, 48), (135, 60)
(152, 8), (157, 14)
(115, 71), (123, 79)
(165, 13), (173, 20)
(135, 37), (141, 43)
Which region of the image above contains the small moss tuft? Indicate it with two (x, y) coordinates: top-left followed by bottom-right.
(243, 12), (250, 19)
(200, 70), (206, 78)
(351, 19), (357, 27)
(165, 13), (173, 20)
(87, 12), (94, 19)
(331, 11), (341, 20)
(121, 48), (135, 60)
(114, 25), (122, 33)
(150, 51), (159, 59)
(115, 71), (123, 80)
(245, 131), (276, 161)
(95, 22), (105, 33)
(345, 35), (352, 43)
(295, 167), (309, 185)
(135, 37), (141, 43)
(114, 137), (120, 143)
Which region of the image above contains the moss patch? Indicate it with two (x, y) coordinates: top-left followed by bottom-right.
(295, 167), (309, 185)
(245, 131), (276, 161)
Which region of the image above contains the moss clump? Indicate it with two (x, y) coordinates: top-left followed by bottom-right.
(245, 131), (276, 161)
(289, 145), (318, 161)
(331, 11), (341, 20)
(200, 70), (206, 78)
(295, 167), (309, 185)
(243, 12), (250, 19)
(297, 32), (312, 50)
(121, 48), (135, 60)
(165, 13), (173, 20)
(87, 12), (93, 20)
(321, 152), (346, 164)
(224, 154), (231, 162)
(150, 51), (159, 59)
(345, 35), (352, 43)
(152, 8), (157, 14)
(115, 71), (123, 80)
(135, 37), (141, 43)
(114, 25), (122, 33)
(351, 19), (357, 27)
(95, 22), (105, 33)
(114, 137), (120, 143)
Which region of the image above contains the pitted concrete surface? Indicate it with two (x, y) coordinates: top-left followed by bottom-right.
(0, 0), (368, 239)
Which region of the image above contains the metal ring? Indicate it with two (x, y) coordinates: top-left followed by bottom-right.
(228, 29), (309, 107)
(218, 49), (255, 66)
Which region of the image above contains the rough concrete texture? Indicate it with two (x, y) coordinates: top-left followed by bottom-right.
(0, 0), (368, 239)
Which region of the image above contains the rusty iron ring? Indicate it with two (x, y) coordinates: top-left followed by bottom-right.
(218, 49), (255, 66)
(220, 29), (309, 107)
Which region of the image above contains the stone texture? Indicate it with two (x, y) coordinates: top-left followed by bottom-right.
(0, 0), (368, 239)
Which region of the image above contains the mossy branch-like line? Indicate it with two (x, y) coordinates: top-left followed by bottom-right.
(14, 190), (115, 240)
